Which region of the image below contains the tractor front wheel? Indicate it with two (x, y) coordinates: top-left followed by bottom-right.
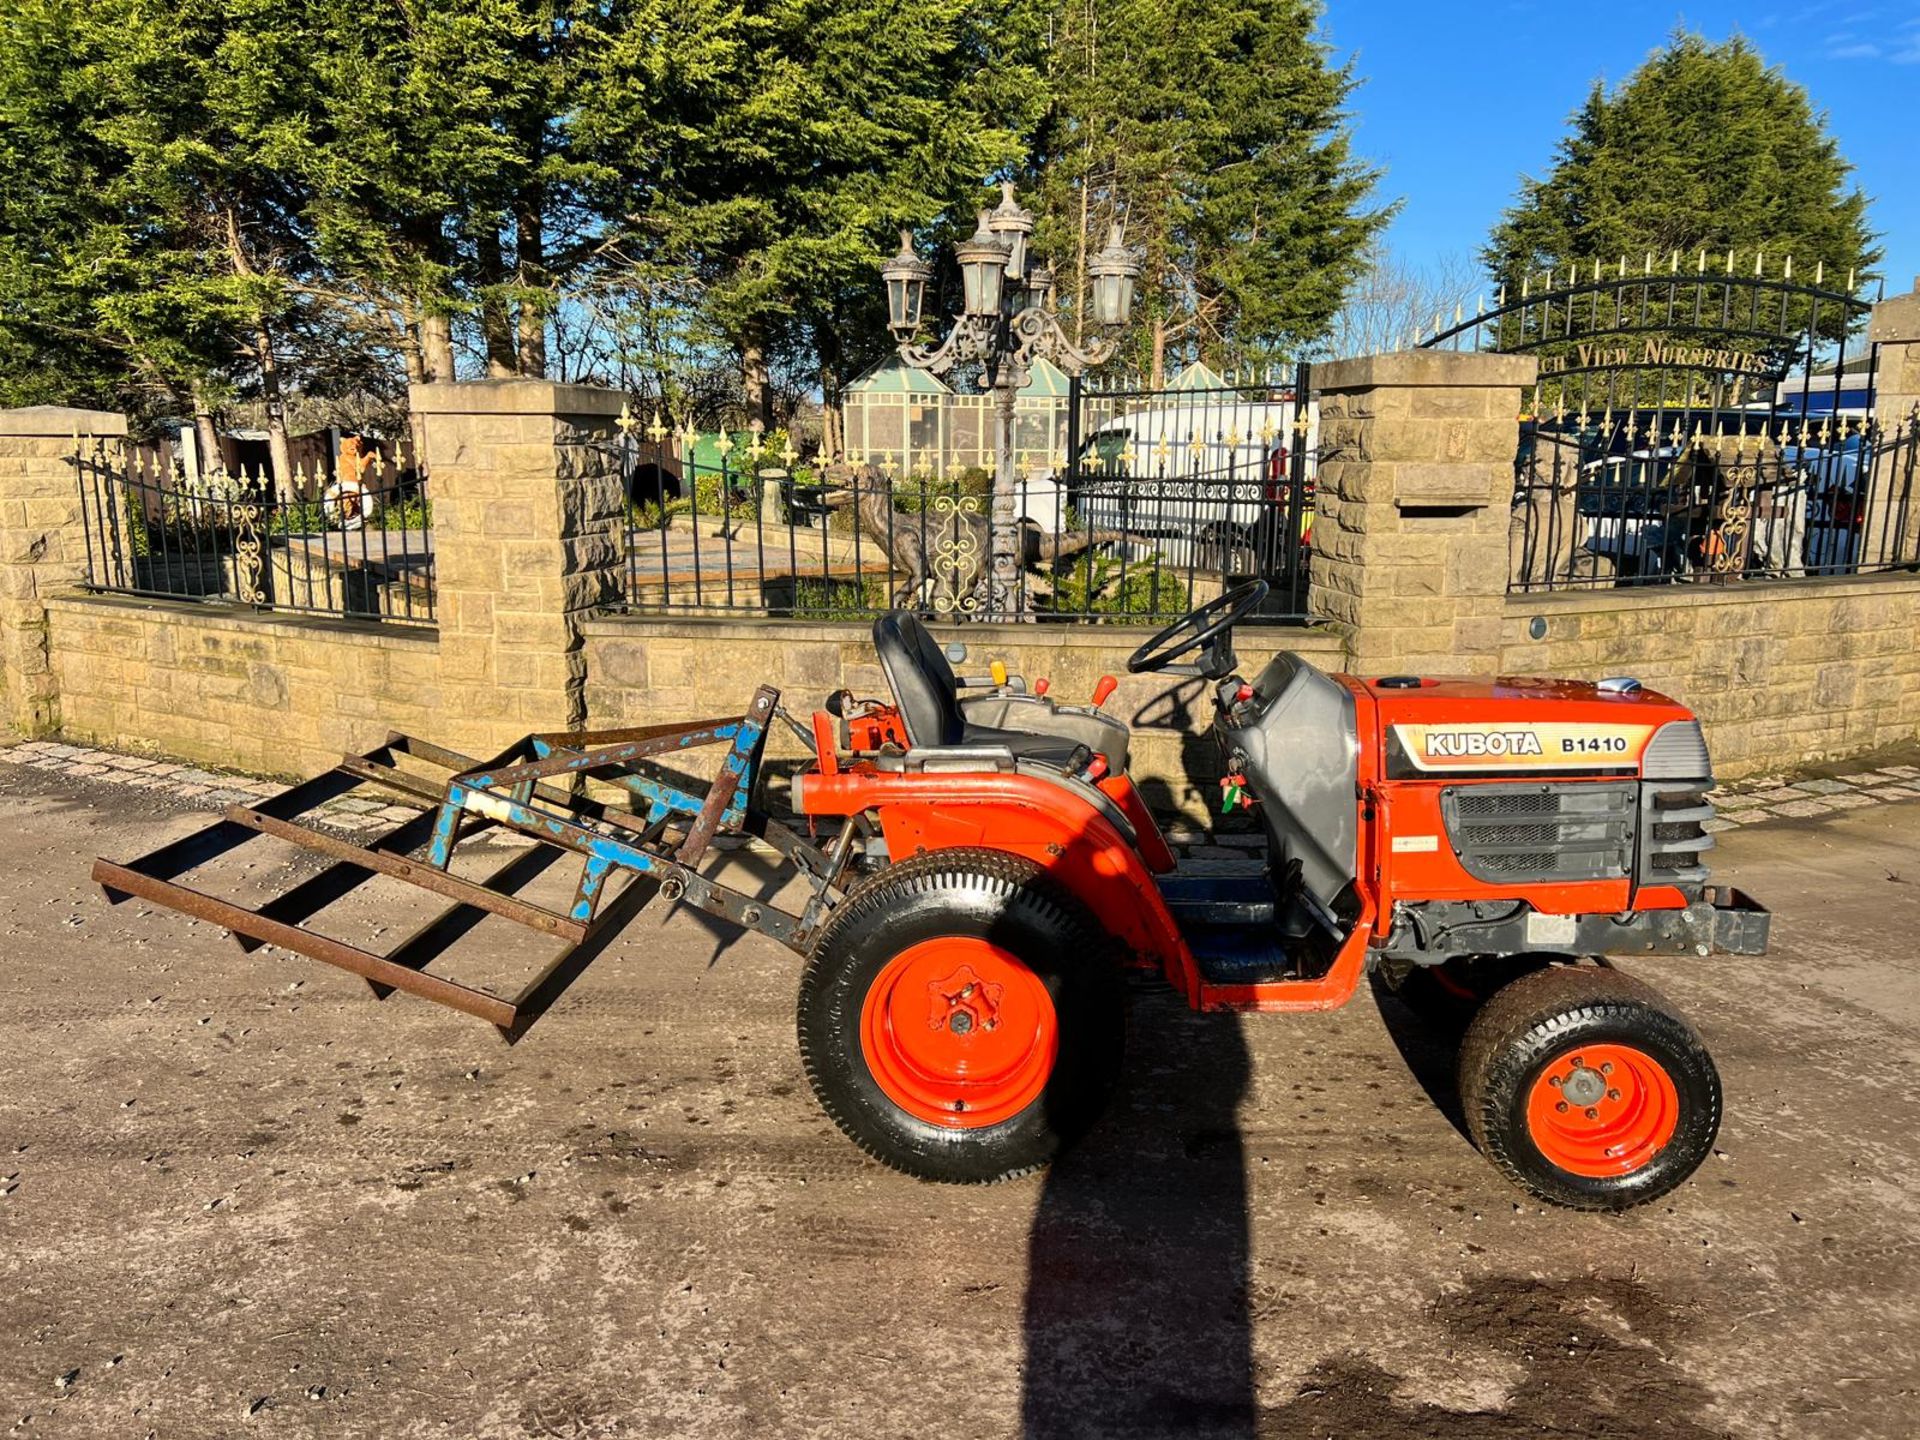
(797, 848), (1126, 1184)
(1457, 965), (1720, 1211)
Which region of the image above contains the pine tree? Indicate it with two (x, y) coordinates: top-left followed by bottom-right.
(1486, 33), (1878, 293)
(1030, 0), (1389, 383)
(581, 0), (1042, 432)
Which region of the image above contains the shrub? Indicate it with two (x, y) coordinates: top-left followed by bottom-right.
(1051, 553), (1188, 619)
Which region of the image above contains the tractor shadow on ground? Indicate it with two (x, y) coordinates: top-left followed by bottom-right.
(1023, 990), (1257, 1439)
(1366, 975), (1473, 1143)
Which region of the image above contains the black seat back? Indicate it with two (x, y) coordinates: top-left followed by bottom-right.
(872, 610), (964, 745)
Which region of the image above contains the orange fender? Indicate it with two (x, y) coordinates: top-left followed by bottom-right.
(799, 770), (1202, 1003)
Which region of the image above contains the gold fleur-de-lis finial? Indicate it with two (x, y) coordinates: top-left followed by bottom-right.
(1225, 428), (1241, 449)
(881, 450), (896, 478)
(1118, 445), (1137, 469)
(1260, 421), (1275, 446)
(647, 410), (668, 443)
(715, 431), (734, 457)
(616, 398), (637, 436)
(1154, 436), (1172, 464)
(781, 437), (798, 466)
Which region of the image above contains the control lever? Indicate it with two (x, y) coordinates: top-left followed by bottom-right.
(990, 660), (1007, 688)
(1090, 675), (1118, 709)
(1033, 678), (1050, 697)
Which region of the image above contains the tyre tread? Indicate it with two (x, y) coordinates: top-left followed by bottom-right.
(1458, 965), (1720, 1212)
(796, 847), (1123, 1185)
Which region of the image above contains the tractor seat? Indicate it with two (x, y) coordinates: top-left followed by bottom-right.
(871, 610), (1129, 772)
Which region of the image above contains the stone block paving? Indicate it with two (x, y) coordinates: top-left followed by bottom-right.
(0, 739), (421, 837)
(4, 737), (1916, 854)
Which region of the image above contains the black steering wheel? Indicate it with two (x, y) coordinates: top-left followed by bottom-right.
(1127, 579), (1269, 677)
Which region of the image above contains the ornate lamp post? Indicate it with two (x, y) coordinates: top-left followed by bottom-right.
(880, 183), (1139, 618)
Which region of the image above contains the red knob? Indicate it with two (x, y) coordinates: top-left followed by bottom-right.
(1034, 677), (1050, 697)
(1091, 675), (1118, 708)
(1234, 683), (1254, 703)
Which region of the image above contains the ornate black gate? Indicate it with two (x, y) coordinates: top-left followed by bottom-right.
(1420, 257), (1915, 591)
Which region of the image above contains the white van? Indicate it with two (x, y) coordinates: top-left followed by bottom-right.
(1056, 396), (1318, 576)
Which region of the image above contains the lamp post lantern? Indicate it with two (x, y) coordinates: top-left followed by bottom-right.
(882, 182), (1137, 619)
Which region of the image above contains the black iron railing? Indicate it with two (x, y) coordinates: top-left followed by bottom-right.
(1509, 413), (1919, 592)
(616, 381), (1316, 625)
(72, 445), (436, 624)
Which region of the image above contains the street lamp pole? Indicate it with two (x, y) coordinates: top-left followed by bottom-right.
(881, 183), (1139, 619)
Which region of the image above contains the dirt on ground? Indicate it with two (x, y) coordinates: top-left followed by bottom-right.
(1, 758), (1917, 1439)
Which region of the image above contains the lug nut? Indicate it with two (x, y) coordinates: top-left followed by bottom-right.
(1555, 1101), (1568, 1113)
(1600, 1061), (1614, 1075)
(1607, 1088), (1621, 1101)
(1549, 1075), (1563, 1088)
(1585, 1107), (1599, 1119)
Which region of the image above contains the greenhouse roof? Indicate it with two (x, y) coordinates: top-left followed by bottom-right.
(1167, 360), (1228, 391)
(846, 356), (952, 396)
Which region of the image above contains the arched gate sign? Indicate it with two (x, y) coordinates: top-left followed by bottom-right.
(1419, 258), (1914, 591)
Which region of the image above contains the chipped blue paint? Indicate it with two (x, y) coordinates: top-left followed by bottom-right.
(428, 790), (464, 869)
(571, 853), (615, 922)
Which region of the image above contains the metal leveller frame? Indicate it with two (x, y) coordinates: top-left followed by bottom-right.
(92, 685), (855, 1041)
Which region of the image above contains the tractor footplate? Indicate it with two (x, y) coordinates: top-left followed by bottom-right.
(91, 687), (830, 1042)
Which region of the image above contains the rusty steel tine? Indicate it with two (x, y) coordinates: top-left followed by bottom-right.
(100, 762), (372, 891)
(90, 860), (520, 1029)
(223, 805), (587, 943)
(370, 840), (569, 1001)
(337, 756), (449, 804)
(526, 719), (735, 748)
(233, 805), (457, 954)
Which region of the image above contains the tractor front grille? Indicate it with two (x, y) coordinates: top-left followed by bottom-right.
(1441, 783), (1637, 883)
(1639, 781), (1715, 885)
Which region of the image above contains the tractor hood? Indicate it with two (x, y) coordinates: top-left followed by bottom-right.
(1350, 674), (1709, 782)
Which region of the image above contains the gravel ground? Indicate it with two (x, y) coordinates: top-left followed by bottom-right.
(1, 755), (1917, 1439)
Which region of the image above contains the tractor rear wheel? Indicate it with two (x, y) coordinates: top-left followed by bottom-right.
(1457, 965), (1719, 1211)
(797, 848), (1126, 1184)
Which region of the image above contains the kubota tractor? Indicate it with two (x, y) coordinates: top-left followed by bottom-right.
(792, 581), (1765, 1210)
(98, 579), (1767, 1212)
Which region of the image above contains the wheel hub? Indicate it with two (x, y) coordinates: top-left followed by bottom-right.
(858, 939), (1057, 1130)
(927, 964), (1002, 1037)
(1526, 1043), (1680, 1178)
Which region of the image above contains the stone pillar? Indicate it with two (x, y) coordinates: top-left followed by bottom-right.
(1309, 351), (1537, 677)
(410, 381), (628, 758)
(0, 406), (127, 735)
(1870, 279), (1920, 419)
(1867, 281), (1920, 568)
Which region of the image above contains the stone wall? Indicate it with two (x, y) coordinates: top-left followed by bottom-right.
(0, 409), (126, 734)
(47, 595), (442, 778)
(1501, 573), (1920, 776)
(9, 350), (1920, 803)
(582, 614), (1349, 819)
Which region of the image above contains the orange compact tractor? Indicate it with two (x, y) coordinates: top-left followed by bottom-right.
(98, 580), (1766, 1210)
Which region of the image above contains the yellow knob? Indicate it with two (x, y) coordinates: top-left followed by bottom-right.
(989, 660), (1008, 687)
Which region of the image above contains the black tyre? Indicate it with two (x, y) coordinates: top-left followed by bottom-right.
(797, 847), (1127, 1184)
(1458, 965), (1720, 1212)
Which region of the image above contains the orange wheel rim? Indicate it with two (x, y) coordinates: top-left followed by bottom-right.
(858, 938), (1057, 1129)
(1525, 1043), (1680, 1178)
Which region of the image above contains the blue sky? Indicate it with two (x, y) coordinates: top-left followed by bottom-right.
(1325, 1), (1920, 300)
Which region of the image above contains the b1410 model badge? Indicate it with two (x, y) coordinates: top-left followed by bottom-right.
(1390, 722), (1655, 773)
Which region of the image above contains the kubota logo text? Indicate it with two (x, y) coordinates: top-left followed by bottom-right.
(1423, 729), (1544, 759)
